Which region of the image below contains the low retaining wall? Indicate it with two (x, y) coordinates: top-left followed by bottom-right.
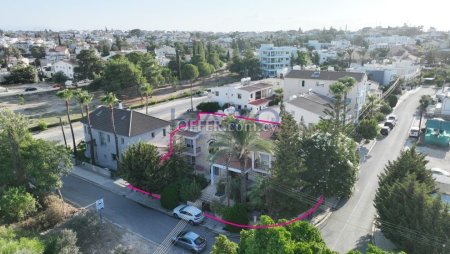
(79, 162), (111, 178)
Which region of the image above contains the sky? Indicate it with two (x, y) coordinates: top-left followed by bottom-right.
(2, 0), (450, 32)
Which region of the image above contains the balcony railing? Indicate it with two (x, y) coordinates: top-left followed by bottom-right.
(183, 146), (201, 155)
(254, 160), (270, 170)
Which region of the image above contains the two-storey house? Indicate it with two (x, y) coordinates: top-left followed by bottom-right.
(81, 106), (170, 170)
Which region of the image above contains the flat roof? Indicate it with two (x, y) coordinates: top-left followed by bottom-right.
(238, 83), (272, 92)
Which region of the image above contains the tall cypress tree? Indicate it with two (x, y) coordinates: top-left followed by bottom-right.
(375, 147), (450, 254)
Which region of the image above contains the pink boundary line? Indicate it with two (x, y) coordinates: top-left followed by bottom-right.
(127, 183), (324, 229)
(126, 112), (324, 229)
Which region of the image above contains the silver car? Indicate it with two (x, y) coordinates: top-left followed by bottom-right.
(172, 231), (207, 253)
(173, 205), (205, 225)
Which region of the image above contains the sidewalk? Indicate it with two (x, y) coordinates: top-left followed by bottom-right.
(70, 166), (234, 236)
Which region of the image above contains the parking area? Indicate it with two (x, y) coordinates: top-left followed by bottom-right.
(405, 136), (450, 174)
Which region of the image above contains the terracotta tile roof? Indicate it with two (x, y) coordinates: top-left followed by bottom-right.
(249, 97), (272, 106)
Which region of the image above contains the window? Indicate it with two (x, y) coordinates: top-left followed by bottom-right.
(250, 93), (253, 99)
(99, 132), (106, 146)
(302, 80), (305, 87)
(151, 132), (155, 138)
(121, 138), (124, 144)
(107, 135), (110, 143)
(213, 166), (220, 176)
(237, 93), (242, 99)
(215, 91), (219, 96)
(112, 154), (117, 161)
(163, 129), (166, 136)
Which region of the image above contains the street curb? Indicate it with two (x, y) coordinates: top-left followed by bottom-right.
(313, 209), (333, 228)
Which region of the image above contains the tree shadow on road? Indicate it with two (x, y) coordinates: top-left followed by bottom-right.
(354, 234), (372, 253)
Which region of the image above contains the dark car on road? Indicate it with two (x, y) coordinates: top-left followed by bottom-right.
(24, 87), (37, 92)
(384, 120), (396, 129)
(172, 231), (207, 253)
(380, 126), (390, 136)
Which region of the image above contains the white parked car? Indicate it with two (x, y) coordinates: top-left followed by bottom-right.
(173, 205), (205, 225)
(430, 168), (450, 177)
(387, 114), (398, 122)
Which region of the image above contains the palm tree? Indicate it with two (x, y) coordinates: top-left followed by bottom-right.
(56, 89), (77, 160)
(74, 89), (85, 118)
(139, 83), (153, 115)
(418, 95), (432, 139)
(367, 95), (378, 118)
(101, 92), (120, 167)
(77, 90), (96, 164)
(346, 47), (355, 68)
(357, 47), (368, 66)
(210, 119), (273, 204)
(338, 76), (357, 125)
(329, 82), (347, 133)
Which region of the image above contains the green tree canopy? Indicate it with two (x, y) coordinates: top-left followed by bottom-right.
(53, 71), (69, 83)
(74, 49), (104, 80)
(5, 65), (38, 84)
(181, 63), (199, 81)
(99, 55), (148, 91)
(118, 142), (192, 193)
(211, 235), (238, 254)
(0, 110), (71, 194)
(356, 118), (379, 140)
(374, 147), (449, 254)
(232, 215), (336, 254)
(300, 132), (359, 198)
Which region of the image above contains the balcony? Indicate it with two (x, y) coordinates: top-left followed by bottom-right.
(183, 146), (201, 156)
(254, 159), (270, 171)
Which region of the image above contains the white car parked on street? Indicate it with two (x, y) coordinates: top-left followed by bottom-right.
(173, 205), (205, 225)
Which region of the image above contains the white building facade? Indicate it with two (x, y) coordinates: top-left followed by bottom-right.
(210, 81), (274, 115)
(284, 70), (368, 122)
(81, 106), (170, 170)
(258, 44), (298, 77)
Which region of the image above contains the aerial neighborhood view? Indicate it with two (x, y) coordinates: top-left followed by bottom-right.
(1, 1), (450, 253)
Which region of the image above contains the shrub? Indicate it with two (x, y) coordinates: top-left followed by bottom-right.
(160, 184), (180, 210)
(192, 174), (209, 189)
(65, 211), (101, 248)
(374, 112), (386, 122)
(222, 204), (248, 233)
(44, 229), (80, 254)
(0, 187), (37, 222)
(179, 180), (201, 202)
(387, 94), (398, 108)
(379, 103), (393, 115)
(0, 226), (45, 253)
(21, 195), (72, 231)
(356, 118), (379, 140)
(197, 102), (221, 112)
(38, 120), (48, 131)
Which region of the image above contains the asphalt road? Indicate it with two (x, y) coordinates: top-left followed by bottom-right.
(61, 174), (220, 254)
(319, 87), (435, 253)
(34, 95), (209, 145)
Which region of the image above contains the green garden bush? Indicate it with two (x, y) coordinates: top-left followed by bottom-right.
(387, 94), (398, 108)
(196, 102), (221, 112)
(179, 180), (201, 202)
(44, 229), (80, 254)
(379, 103), (393, 115)
(0, 187), (37, 222)
(374, 112), (386, 122)
(223, 204), (249, 233)
(160, 184), (180, 210)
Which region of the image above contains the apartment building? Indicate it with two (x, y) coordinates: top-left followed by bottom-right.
(258, 44), (297, 77)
